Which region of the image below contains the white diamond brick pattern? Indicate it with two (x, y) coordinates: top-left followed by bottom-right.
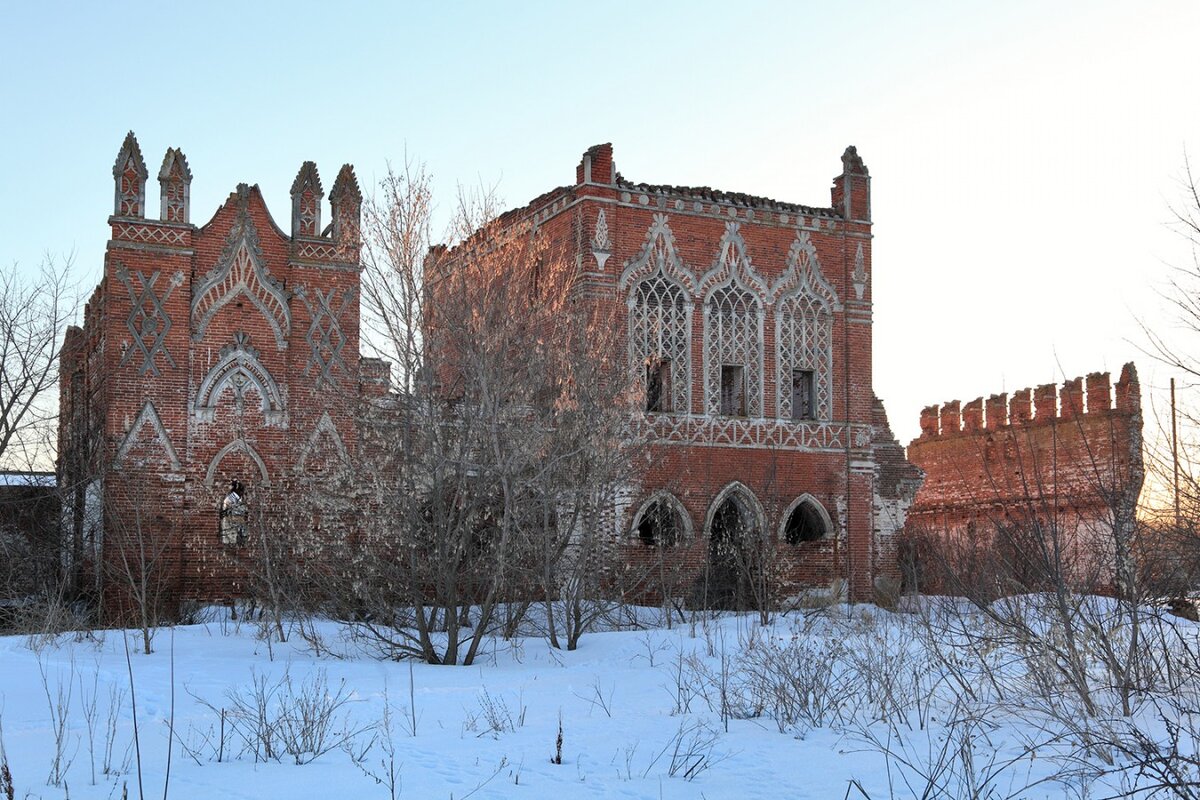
(704, 284), (762, 417)
(776, 292), (832, 421)
(623, 216), (839, 425)
(629, 274), (691, 414)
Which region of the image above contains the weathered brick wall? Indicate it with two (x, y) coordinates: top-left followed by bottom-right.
(906, 364), (1144, 589)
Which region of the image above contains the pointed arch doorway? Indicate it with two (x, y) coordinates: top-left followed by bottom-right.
(702, 484), (764, 610)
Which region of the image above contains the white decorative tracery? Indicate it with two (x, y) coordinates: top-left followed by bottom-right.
(195, 332), (285, 424)
(115, 400), (181, 471)
(297, 411), (349, 473)
(114, 262), (183, 376)
(852, 241), (867, 301)
(629, 276), (692, 414)
(773, 231), (839, 421)
(622, 215), (697, 415)
(297, 285), (356, 389)
(591, 208), (612, 270)
(703, 224), (765, 418)
(619, 214), (697, 292)
(633, 415), (865, 451)
(192, 190), (291, 349)
(205, 438), (270, 488)
(698, 223), (769, 300)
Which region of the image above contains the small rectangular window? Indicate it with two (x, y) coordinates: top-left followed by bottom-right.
(720, 365), (746, 417)
(646, 359), (672, 413)
(792, 369), (815, 420)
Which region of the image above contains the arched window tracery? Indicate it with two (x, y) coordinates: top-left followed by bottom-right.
(776, 291), (832, 420)
(629, 273), (691, 414)
(704, 283), (762, 417)
(772, 231), (837, 421)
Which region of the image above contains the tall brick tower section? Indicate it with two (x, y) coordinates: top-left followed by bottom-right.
(58, 132), (381, 611)
(451, 144), (921, 602)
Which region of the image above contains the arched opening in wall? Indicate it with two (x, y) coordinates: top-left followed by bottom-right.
(207, 439), (269, 556)
(784, 498), (829, 545)
(635, 497), (684, 547)
(705, 489), (760, 610)
(219, 479), (248, 547)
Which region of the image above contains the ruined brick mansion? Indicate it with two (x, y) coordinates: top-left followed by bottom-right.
(63, 133), (1145, 612)
(58, 133), (931, 608)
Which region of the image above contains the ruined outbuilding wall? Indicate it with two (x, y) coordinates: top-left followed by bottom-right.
(906, 364), (1144, 588)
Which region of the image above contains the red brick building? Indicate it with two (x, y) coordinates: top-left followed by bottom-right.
(58, 132), (386, 609)
(60, 135), (921, 609)
(906, 365), (1144, 590)
(443, 144), (922, 603)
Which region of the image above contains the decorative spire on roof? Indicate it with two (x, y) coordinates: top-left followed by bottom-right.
(158, 147), (193, 223)
(330, 164), (361, 247)
(290, 161), (324, 237)
(113, 131), (148, 218)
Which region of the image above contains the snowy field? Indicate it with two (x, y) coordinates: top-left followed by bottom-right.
(1, 602), (1196, 799)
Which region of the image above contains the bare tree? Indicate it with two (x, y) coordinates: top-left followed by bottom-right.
(103, 472), (177, 654)
(0, 258), (74, 469)
(0, 257), (79, 626)
(308, 161), (636, 664)
(1136, 152), (1200, 595)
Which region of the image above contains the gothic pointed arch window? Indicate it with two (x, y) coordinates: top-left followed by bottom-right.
(774, 232), (837, 421)
(705, 283), (762, 417)
(629, 274), (691, 414)
(781, 495), (833, 545)
(631, 492), (692, 547)
(622, 214), (696, 416)
(777, 292), (831, 420)
(702, 223), (765, 418)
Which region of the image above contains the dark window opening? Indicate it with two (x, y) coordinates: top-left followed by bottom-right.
(792, 369), (815, 420)
(646, 359), (672, 413)
(784, 500), (826, 545)
(637, 499), (682, 547)
(531, 257), (543, 299)
(720, 365), (746, 417)
(219, 479), (248, 546)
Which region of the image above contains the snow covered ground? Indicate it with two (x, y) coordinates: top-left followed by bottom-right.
(0, 603), (1194, 799)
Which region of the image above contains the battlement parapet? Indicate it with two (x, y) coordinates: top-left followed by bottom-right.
(915, 363), (1140, 439)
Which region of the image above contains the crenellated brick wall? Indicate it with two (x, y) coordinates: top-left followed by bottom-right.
(906, 363), (1144, 589)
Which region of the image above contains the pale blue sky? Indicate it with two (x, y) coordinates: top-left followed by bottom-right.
(2, 1), (1198, 448)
